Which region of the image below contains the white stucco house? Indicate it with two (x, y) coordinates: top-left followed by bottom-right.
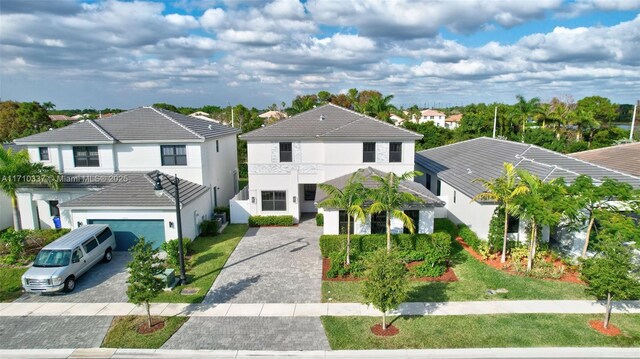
(414, 137), (640, 255)
(230, 103), (444, 235)
(418, 109), (446, 127)
(13, 106), (239, 250)
(444, 114), (462, 130)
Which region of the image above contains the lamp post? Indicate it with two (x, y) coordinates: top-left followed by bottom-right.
(154, 172), (187, 284)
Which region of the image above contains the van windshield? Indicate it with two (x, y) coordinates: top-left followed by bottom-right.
(33, 250), (71, 267)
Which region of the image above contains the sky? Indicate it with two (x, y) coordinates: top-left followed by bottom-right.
(1, 0), (639, 110)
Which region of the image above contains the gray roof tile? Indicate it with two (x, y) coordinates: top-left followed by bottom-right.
(569, 142), (640, 177)
(241, 103), (422, 141)
(2, 142), (25, 152)
(14, 120), (114, 144)
(415, 137), (640, 200)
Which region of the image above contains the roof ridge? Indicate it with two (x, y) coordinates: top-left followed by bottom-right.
(319, 115), (364, 137)
(569, 141), (640, 156)
(148, 107), (205, 140)
(417, 136), (485, 154)
(86, 119), (115, 141)
(325, 103), (423, 137)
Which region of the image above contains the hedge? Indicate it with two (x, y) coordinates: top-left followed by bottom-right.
(434, 218), (459, 238)
(0, 228), (71, 265)
(199, 219), (219, 236)
(248, 215), (295, 227)
(315, 213), (324, 226)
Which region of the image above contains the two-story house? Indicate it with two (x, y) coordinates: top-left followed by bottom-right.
(418, 109), (446, 127)
(13, 107), (239, 250)
(230, 104), (443, 235)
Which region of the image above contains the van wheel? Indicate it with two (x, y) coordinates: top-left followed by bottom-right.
(64, 276), (76, 292)
(103, 249), (113, 263)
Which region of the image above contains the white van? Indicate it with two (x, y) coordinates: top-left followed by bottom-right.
(22, 224), (117, 293)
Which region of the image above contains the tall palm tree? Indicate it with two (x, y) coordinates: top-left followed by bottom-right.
(514, 95), (541, 137)
(318, 173), (367, 265)
(472, 163), (529, 263)
(366, 94), (396, 121)
(0, 147), (61, 230)
(569, 108), (599, 143)
(369, 171), (423, 253)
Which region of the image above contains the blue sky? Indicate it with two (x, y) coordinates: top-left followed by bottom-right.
(1, 0), (639, 109)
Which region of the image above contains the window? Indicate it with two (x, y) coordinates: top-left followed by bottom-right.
(425, 173), (432, 191)
(216, 140), (219, 153)
(371, 212), (387, 234)
(404, 210), (420, 234)
(339, 210), (354, 234)
(507, 216), (520, 233)
(436, 180), (442, 196)
(96, 228), (113, 244)
(363, 142), (376, 162)
(82, 238), (99, 253)
(279, 142), (292, 162)
(72, 247), (83, 263)
(39, 147), (49, 161)
(262, 191), (286, 211)
(161, 145), (187, 166)
(48, 200), (60, 217)
(73, 146), (99, 167)
(389, 142), (402, 162)
(303, 184), (316, 201)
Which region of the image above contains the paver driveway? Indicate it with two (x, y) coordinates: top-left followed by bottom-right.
(0, 316), (112, 349)
(16, 252), (131, 303)
(204, 215), (323, 303)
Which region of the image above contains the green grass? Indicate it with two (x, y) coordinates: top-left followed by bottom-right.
(153, 224), (247, 303)
(101, 316), (188, 349)
(322, 314), (640, 349)
(0, 266), (27, 302)
(323, 241), (589, 302)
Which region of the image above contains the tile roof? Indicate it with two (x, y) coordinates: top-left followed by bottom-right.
(15, 107), (239, 145)
(315, 167), (444, 208)
(446, 114), (462, 123)
(48, 115), (74, 122)
(241, 103), (422, 141)
(415, 137), (640, 201)
(569, 142), (640, 177)
(258, 110), (287, 119)
(58, 171), (209, 209)
(420, 109), (445, 117)
(1, 142), (25, 152)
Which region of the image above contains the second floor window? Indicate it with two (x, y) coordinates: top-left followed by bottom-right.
(73, 146), (99, 167)
(363, 142), (376, 162)
(279, 142), (292, 162)
(389, 142), (402, 162)
(161, 145), (187, 166)
(39, 147), (49, 161)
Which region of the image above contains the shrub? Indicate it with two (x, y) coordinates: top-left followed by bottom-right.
(412, 261), (446, 278)
(315, 213), (324, 226)
(161, 238), (192, 267)
(422, 232), (452, 267)
(398, 250), (425, 263)
(214, 206), (230, 219)
(458, 225), (482, 251)
(327, 250), (349, 278)
(0, 228), (70, 265)
(239, 163), (248, 178)
(434, 218), (458, 238)
(199, 220), (219, 236)
(248, 215), (294, 227)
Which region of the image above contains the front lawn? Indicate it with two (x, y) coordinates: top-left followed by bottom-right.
(101, 316), (188, 349)
(322, 314), (640, 349)
(0, 266), (27, 302)
(153, 224), (247, 303)
(322, 240), (589, 302)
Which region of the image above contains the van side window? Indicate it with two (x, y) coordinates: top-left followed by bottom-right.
(83, 238), (99, 253)
(96, 228), (113, 244)
(72, 248), (83, 263)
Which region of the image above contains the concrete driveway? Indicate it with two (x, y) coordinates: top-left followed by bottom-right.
(16, 252), (131, 303)
(204, 214), (323, 303)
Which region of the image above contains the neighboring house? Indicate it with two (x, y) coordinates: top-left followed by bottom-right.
(569, 142), (640, 177)
(414, 137), (640, 255)
(49, 115), (74, 122)
(418, 109), (446, 127)
(258, 110), (288, 122)
(230, 103), (443, 235)
(13, 107), (239, 250)
(389, 113), (405, 126)
(1, 142), (25, 230)
(445, 114), (462, 130)
(188, 111), (223, 124)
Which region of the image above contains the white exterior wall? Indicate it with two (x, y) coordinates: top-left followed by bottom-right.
(115, 143), (203, 184)
(16, 188), (94, 230)
(0, 193), (13, 230)
(323, 210), (340, 235)
(179, 190), (213, 240)
(322, 210), (434, 235)
(200, 135), (238, 208)
(59, 144), (116, 173)
(418, 115), (445, 127)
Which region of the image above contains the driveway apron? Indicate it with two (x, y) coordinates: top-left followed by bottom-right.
(0, 316), (112, 349)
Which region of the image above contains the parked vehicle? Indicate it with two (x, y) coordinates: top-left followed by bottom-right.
(22, 224), (116, 293)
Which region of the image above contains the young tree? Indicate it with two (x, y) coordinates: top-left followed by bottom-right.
(318, 173), (367, 266)
(567, 175), (637, 258)
(472, 163), (529, 263)
(581, 233), (640, 329)
(0, 147), (61, 229)
(361, 249), (408, 330)
(369, 171), (423, 253)
(127, 238), (165, 329)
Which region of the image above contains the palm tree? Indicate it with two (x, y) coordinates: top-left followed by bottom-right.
(318, 173), (367, 265)
(366, 94), (396, 121)
(368, 171), (423, 253)
(569, 108), (599, 144)
(0, 147), (61, 230)
(472, 163), (529, 263)
(514, 95), (541, 137)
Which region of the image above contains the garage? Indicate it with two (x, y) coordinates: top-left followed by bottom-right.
(87, 219), (165, 251)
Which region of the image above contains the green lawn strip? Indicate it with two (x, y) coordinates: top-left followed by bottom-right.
(0, 266), (27, 302)
(323, 242), (589, 303)
(101, 315), (188, 349)
(153, 224), (247, 303)
(321, 314), (640, 349)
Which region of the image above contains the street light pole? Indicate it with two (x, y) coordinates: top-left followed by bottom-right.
(154, 172), (187, 284)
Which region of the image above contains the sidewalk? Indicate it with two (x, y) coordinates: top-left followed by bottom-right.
(1, 347), (639, 359)
(1, 300), (639, 317)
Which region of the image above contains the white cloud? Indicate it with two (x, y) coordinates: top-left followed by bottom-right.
(165, 14), (200, 28)
(200, 8), (226, 30)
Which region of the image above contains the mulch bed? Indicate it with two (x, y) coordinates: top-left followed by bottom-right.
(371, 323), (399, 337)
(456, 237), (583, 284)
(589, 320), (622, 336)
(322, 257), (458, 282)
(136, 319), (166, 334)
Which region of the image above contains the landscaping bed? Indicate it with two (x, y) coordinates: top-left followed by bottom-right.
(101, 315), (188, 349)
(322, 257), (458, 283)
(321, 314), (640, 349)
